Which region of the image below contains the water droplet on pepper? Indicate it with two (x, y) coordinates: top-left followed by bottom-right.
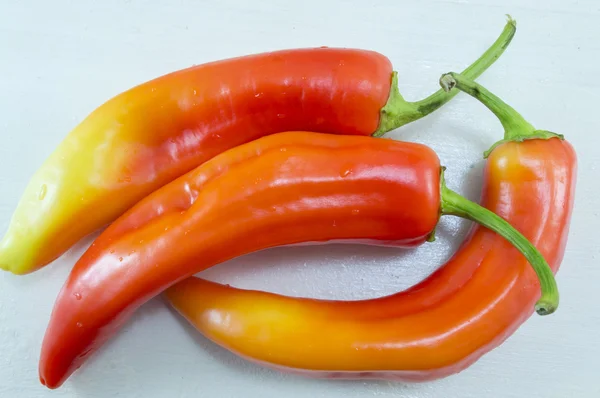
(38, 184), (47, 200)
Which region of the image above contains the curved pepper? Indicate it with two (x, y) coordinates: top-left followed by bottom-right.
(39, 128), (558, 388)
(163, 73), (576, 381)
(0, 19), (516, 275)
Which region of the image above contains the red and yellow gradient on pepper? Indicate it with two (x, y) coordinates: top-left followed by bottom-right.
(0, 20), (516, 274)
(164, 74), (576, 382)
(39, 128), (559, 388)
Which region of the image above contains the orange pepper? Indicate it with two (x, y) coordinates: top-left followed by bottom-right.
(162, 73), (576, 381)
(0, 19), (516, 275)
(39, 124), (558, 388)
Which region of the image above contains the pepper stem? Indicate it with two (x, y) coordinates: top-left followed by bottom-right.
(439, 169), (559, 315)
(374, 15), (517, 136)
(439, 72), (563, 157)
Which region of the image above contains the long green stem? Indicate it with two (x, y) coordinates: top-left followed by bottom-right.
(439, 72), (562, 156)
(440, 171), (559, 315)
(374, 15), (517, 136)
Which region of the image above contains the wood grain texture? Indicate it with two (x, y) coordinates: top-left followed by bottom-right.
(0, 0), (598, 396)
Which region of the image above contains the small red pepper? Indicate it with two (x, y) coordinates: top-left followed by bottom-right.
(39, 128), (557, 388)
(0, 19), (516, 275)
(163, 73), (576, 381)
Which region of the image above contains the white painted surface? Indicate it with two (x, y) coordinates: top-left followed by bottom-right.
(1, 0), (598, 396)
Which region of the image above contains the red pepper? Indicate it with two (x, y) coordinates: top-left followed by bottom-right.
(0, 19), (516, 275)
(39, 128), (558, 388)
(163, 73), (576, 381)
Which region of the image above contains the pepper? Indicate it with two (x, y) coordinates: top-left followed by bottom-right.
(0, 19), (516, 275)
(39, 129), (557, 389)
(163, 73), (576, 381)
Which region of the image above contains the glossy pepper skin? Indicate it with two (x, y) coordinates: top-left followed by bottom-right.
(39, 126), (560, 388)
(0, 19), (517, 275)
(164, 74), (577, 381)
(39, 132), (443, 389)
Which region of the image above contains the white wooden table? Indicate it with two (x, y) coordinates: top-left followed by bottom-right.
(1, 1), (598, 396)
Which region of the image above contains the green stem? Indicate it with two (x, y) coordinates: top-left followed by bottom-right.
(374, 15), (517, 137)
(439, 170), (559, 316)
(439, 72), (563, 157)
